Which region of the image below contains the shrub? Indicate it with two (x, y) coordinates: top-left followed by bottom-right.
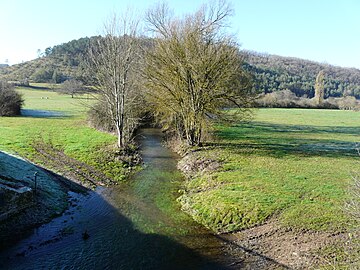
(256, 90), (311, 108)
(338, 96), (359, 111)
(255, 89), (360, 110)
(88, 99), (114, 132)
(0, 81), (23, 116)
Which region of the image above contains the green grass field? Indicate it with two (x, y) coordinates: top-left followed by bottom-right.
(2, 88), (359, 234)
(178, 108), (360, 233)
(0, 87), (127, 181)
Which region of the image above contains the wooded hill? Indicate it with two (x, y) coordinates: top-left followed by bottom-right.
(1, 37), (360, 98)
(244, 52), (360, 98)
(0, 37), (97, 84)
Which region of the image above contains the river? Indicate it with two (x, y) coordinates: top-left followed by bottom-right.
(0, 128), (253, 269)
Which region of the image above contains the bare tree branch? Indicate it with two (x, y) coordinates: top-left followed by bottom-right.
(88, 12), (143, 148)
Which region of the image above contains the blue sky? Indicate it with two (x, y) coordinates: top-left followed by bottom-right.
(1, 0), (359, 68)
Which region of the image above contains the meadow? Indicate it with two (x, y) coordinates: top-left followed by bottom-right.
(0, 86), (126, 182)
(2, 87), (359, 234)
(178, 108), (360, 233)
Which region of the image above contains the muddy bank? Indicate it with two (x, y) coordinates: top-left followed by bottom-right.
(223, 219), (349, 269)
(0, 136), (136, 251)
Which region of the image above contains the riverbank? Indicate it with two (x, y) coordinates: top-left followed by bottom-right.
(0, 87), (131, 183)
(174, 108), (360, 268)
(0, 87), (129, 250)
(2, 125), (355, 269)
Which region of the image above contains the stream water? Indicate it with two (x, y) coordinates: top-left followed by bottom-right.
(0, 128), (244, 269)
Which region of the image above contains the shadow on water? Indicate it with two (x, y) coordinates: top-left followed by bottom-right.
(0, 129), (291, 269)
(0, 130), (226, 269)
(0, 151), (88, 251)
(0, 189), (226, 270)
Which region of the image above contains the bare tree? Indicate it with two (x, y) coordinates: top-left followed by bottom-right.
(144, 1), (253, 146)
(88, 13), (142, 148)
(60, 79), (84, 98)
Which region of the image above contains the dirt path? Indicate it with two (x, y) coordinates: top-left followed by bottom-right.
(32, 141), (116, 188)
(222, 219), (349, 269)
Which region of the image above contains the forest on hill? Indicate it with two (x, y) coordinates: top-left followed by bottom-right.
(1, 37), (360, 99)
(0, 37), (97, 84)
(244, 52), (360, 98)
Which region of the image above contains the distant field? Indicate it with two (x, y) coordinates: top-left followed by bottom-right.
(179, 108), (360, 233)
(19, 86), (92, 113)
(0, 87), (126, 181)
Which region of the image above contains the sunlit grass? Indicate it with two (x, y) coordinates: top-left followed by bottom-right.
(18, 87), (94, 114)
(179, 108), (360, 233)
(0, 87), (126, 181)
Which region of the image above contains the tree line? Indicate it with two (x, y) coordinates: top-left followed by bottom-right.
(2, 0), (360, 147)
(87, 1), (254, 148)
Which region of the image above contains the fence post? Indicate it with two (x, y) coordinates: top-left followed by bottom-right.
(34, 172), (38, 196)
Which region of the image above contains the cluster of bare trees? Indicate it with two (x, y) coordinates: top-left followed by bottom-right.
(88, 1), (254, 148)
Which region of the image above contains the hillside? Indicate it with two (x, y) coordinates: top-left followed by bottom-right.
(0, 37), (96, 84)
(244, 51), (360, 98)
(1, 37), (360, 99)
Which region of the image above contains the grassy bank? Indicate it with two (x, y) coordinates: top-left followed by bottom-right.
(178, 108), (360, 233)
(0, 86), (127, 182)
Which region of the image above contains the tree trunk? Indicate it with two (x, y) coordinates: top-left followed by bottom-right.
(185, 119), (202, 146)
(116, 123), (123, 148)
